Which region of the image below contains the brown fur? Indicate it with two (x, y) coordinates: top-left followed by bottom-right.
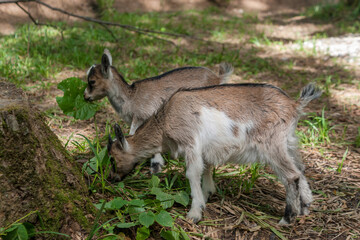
(84, 50), (233, 130)
(108, 83), (321, 224)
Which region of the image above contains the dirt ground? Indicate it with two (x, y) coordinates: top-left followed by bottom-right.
(4, 0), (359, 239)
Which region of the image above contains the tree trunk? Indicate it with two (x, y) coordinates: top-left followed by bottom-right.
(0, 81), (95, 239)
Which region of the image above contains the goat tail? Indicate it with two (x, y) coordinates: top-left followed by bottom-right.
(219, 62), (233, 84)
(297, 83), (322, 111)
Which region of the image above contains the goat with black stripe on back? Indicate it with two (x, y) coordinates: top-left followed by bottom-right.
(107, 82), (321, 225)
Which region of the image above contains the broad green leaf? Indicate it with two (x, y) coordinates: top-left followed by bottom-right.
(82, 146), (110, 175)
(3, 224), (28, 240)
(128, 199), (145, 207)
(151, 187), (174, 209)
(4, 224), (19, 233)
(159, 193), (174, 209)
(173, 191), (189, 207)
(155, 210), (174, 227)
(22, 223), (35, 238)
(136, 226), (150, 240)
(97, 146), (111, 165)
(150, 187), (162, 195)
(139, 211), (155, 228)
(56, 77), (98, 120)
(128, 207), (145, 221)
(94, 201), (105, 210)
(82, 155), (98, 175)
(116, 222), (137, 228)
(157, 192), (174, 209)
(149, 175), (160, 188)
(109, 197), (128, 210)
(160, 230), (180, 240)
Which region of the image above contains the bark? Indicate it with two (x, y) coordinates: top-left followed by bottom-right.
(0, 81), (95, 239)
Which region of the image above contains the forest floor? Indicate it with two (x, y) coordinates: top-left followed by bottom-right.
(1, 0), (360, 239)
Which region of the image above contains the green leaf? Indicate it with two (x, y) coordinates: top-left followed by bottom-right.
(100, 236), (118, 240)
(82, 144), (110, 175)
(173, 191), (189, 207)
(22, 223), (35, 238)
(109, 197), (128, 210)
(116, 222), (137, 228)
(82, 154), (98, 175)
(3, 224), (28, 240)
(94, 200), (106, 211)
(150, 187), (162, 195)
(139, 211), (155, 228)
(180, 229), (190, 240)
(128, 207), (145, 221)
(160, 230), (180, 240)
(158, 192), (174, 209)
(151, 187), (174, 209)
(128, 199), (145, 207)
(56, 77), (98, 120)
(136, 226), (150, 240)
(96, 146), (111, 166)
(155, 210), (174, 227)
(149, 175), (160, 188)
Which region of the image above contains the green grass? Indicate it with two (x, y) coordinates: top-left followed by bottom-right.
(0, 24), (108, 85)
(305, 1), (360, 21)
(298, 107), (335, 146)
(0, 6), (265, 88)
(304, 1), (360, 34)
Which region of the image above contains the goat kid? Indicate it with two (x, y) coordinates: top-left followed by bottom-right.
(107, 83), (322, 225)
(84, 49), (233, 173)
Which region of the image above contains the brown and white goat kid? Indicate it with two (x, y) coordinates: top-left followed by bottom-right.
(107, 83), (322, 225)
(84, 49), (233, 173)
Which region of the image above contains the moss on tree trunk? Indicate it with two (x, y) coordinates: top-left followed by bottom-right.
(0, 81), (95, 239)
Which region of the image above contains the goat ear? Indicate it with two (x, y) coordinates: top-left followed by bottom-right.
(114, 123), (127, 150)
(103, 49), (113, 65)
(101, 49), (112, 78)
(107, 134), (113, 153)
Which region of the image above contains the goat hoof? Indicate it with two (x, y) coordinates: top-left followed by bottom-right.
(278, 217), (291, 226)
(150, 162), (162, 174)
(301, 207), (310, 215)
(186, 210), (202, 224)
(300, 202), (311, 215)
(187, 215), (201, 224)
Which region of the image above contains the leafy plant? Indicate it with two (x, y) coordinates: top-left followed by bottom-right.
(241, 163), (262, 193)
(0, 223), (35, 240)
(0, 211), (70, 240)
(80, 134), (112, 193)
(299, 107), (335, 146)
(91, 175), (190, 239)
(56, 77), (100, 120)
